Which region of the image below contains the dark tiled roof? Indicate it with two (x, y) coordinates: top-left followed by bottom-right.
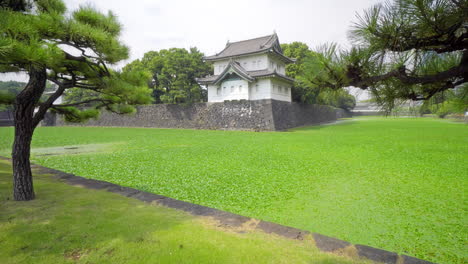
(204, 33), (294, 63)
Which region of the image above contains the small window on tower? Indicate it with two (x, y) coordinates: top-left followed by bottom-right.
(239, 85), (242, 92)
(216, 87), (221, 95)
(231, 86), (234, 92)
(255, 84), (259, 92)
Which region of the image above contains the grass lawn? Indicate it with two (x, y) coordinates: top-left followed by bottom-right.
(0, 117), (466, 263)
(0, 160), (366, 264)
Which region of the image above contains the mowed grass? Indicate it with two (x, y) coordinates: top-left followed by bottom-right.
(0, 160), (364, 264)
(0, 117), (466, 263)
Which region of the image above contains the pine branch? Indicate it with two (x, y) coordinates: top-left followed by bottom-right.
(32, 84), (66, 128)
(53, 98), (113, 107)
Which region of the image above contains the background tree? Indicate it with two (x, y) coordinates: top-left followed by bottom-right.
(419, 83), (467, 117)
(0, 81), (26, 111)
(123, 48), (210, 104)
(301, 0), (467, 112)
(282, 42), (312, 102)
(282, 42), (356, 110)
(0, 0), (152, 201)
(1, 81), (33, 112)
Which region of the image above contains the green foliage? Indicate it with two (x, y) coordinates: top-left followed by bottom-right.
(0, 80), (25, 111)
(1, 118), (466, 263)
(0, 92), (15, 104)
(0, 0), (152, 123)
(281, 42), (313, 102)
(334, 90), (356, 111)
(56, 107), (100, 123)
(281, 42), (356, 110)
(281, 42), (310, 79)
(123, 47), (210, 104)
(418, 83), (468, 117)
(0, 80), (25, 91)
(0, 92), (15, 111)
(303, 0), (467, 111)
(0, 161), (361, 264)
(434, 101), (454, 118)
(63, 88), (100, 105)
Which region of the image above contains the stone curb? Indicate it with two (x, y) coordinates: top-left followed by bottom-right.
(1, 157), (435, 264)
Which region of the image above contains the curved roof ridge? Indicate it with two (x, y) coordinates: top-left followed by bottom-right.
(227, 34), (275, 45)
(214, 41), (233, 56)
(260, 33), (277, 48)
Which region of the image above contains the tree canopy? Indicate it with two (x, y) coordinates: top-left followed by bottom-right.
(302, 0), (467, 112)
(0, 0), (152, 200)
(0, 0), (152, 123)
(282, 42), (356, 111)
(123, 48), (210, 104)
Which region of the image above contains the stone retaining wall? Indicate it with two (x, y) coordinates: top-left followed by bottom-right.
(46, 99), (350, 131)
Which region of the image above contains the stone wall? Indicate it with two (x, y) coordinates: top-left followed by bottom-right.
(48, 99), (348, 131)
(270, 100), (348, 130)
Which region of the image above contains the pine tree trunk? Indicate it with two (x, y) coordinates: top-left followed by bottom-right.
(12, 67), (47, 201)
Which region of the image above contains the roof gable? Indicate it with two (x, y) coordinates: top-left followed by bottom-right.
(204, 33), (294, 63)
(213, 60), (254, 85)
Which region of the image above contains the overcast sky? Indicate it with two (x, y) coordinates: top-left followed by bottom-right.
(2, 0), (382, 99)
(64, 0), (383, 62)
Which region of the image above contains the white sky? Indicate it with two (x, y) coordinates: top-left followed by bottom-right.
(2, 0), (382, 100)
(66, 0), (383, 62)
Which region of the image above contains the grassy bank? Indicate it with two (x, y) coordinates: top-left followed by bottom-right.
(0, 160), (364, 264)
(0, 117), (466, 263)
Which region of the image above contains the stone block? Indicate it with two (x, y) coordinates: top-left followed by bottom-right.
(355, 244), (398, 264)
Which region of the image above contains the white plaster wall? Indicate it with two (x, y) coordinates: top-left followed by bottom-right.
(220, 79), (249, 101)
(212, 54), (289, 75)
(266, 56), (286, 75)
(248, 79), (271, 100)
(213, 61), (228, 75)
(213, 54), (269, 75)
(207, 84), (220, 102)
(208, 79), (249, 102)
(208, 77), (291, 102)
(234, 54), (268, 71)
(270, 79), (292, 102)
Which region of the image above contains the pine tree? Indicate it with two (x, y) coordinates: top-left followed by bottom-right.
(0, 0), (152, 201)
(302, 0), (467, 111)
